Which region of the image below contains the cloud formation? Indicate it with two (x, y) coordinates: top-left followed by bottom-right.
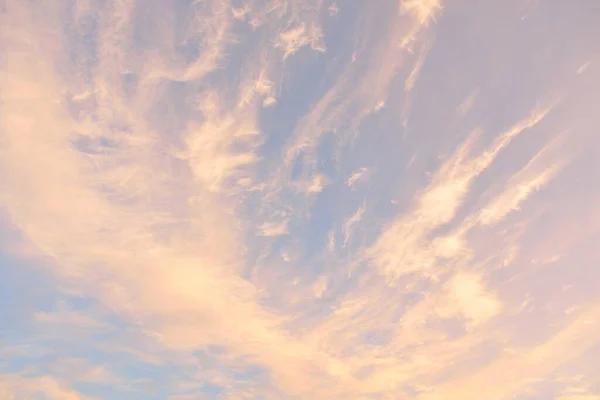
(1, 0), (599, 399)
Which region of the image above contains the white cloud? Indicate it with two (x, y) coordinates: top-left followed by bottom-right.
(400, 0), (443, 26)
(313, 276), (328, 298)
(305, 173), (328, 193)
(259, 220), (290, 237)
(478, 137), (566, 226)
(558, 388), (600, 400)
(342, 203), (365, 247)
(479, 163), (561, 226)
(277, 23), (326, 59)
(2, 0), (599, 399)
(0, 374), (89, 400)
(419, 305), (600, 400)
(367, 104), (555, 282)
(577, 61), (591, 74)
(346, 167), (369, 188)
(440, 271), (503, 326)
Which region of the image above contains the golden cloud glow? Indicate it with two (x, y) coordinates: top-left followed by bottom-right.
(1, 0), (599, 398)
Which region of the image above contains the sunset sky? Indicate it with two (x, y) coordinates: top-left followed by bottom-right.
(1, 0), (599, 399)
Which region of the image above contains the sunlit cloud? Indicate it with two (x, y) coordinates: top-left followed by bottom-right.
(1, 0), (599, 398)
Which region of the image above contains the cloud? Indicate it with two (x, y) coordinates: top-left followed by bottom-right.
(179, 95), (262, 192)
(34, 308), (112, 331)
(0, 374), (89, 400)
(305, 173), (328, 193)
(558, 388), (600, 400)
(439, 271), (502, 327)
(313, 275), (328, 298)
(400, 0), (443, 26)
(0, 1), (364, 396)
(277, 0), (443, 179)
(401, 38), (433, 126)
(346, 167), (369, 188)
(2, 0), (600, 398)
(457, 89), (479, 117)
(0, 0), (286, 389)
(576, 61), (591, 74)
(50, 358), (124, 388)
(259, 220), (290, 237)
(367, 104), (555, 282)
(342, 203), (365, 247)
(478, 146), (564, 226)
(277, 23), (326, 59)
(419, 305), (600, 400)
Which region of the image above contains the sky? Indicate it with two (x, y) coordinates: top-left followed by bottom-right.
(0, 0), (599, 399)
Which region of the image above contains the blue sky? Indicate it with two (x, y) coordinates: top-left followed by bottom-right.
(1, 0), (600, 399)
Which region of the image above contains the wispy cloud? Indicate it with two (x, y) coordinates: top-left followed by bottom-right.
(457, 88), (479, 117)
(342, 203), (365, 247)
(346, 167), (369, 188)
(478, 139), (566, 226)
(259, 220), (290, 237)
(277, 23), (326, 59)
(367, 104), (555, 282)
(0, 374), (89, 400)
(1, 0), (599, 398)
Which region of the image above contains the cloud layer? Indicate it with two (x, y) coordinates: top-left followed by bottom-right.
(1, 0), (599, 399)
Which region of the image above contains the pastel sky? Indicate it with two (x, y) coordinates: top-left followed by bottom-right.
(1, 0), (599, 399)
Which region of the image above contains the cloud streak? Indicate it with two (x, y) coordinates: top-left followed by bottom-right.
(1, 0), (599, 398)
